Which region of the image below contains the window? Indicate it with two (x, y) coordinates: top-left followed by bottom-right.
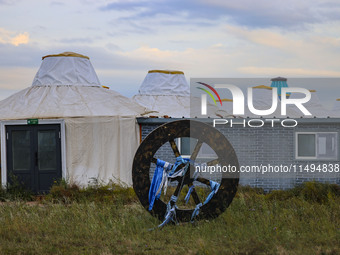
(295, 132), (338, 160)
(177, 137), (217, 159)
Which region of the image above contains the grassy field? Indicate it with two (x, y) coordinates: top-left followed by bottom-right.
(0, 181), (339, 255)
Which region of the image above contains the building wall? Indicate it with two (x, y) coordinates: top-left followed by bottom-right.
(218, 122), (340, 191)
(140, 120), (340, 192)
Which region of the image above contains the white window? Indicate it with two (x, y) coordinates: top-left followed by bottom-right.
(177, 137), (216, 159)
(295, 132), (338, 160)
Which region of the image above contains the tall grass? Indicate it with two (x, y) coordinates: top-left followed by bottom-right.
(0, 181), (339, 254)
(0, 176), (34, 202)
(44, 179), (137, 204)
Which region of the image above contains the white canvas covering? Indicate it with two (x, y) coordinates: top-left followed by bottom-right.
(331, 99), (340, 117)
(138, 70), (189, 95)
(64, 117), (139, 186)
(0, 86), (147, 119)
(287, 90), (331, 118)
(32, 52), (101, 87)
(133, 95), (190, 118)
(243, 85), (282, 118)
(133, 70), (191, 118)
(220, 99), (234, 117)
(0, 52), (148, 186)
(190, 96), (227, 118)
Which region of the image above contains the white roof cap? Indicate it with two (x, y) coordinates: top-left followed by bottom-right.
(32, 52), (101, 87)
(138, 70), (189, 96)
(331, 98), (340, 117)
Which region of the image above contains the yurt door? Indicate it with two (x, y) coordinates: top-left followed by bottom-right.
(6, 124), (62, 193)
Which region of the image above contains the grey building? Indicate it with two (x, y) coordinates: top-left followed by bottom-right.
(132, 73), (340, 191)
(138, 117), (340, 191)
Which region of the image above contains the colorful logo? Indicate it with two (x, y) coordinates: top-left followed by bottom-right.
(196, 82), (312, 116)
(196, 82), (223, 106)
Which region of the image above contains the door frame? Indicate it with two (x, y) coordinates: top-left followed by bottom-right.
(1, 119), (67, 188)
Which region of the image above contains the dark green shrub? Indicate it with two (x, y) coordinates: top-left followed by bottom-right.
(0, 175), (34, 202)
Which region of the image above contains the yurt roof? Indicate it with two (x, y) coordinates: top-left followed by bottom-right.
(133, 69), (190, 118)
(286, 90), (331, 118)
(0, 52), (147, 120)
(242, 85), (282, 118)
(32, 52), (100, 87)
(331, 98), (340, 117)
(138, 69), (189, 96)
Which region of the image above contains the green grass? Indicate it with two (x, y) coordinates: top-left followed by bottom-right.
(0, 182), (339, 254)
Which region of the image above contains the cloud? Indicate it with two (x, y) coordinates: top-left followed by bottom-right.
(0, 43), (44, 67)
(0, 40), (339, 101)
(100, 0), (226, 28)
(224, 23), (340, 73)
(0, 28), (29, 46)
(117, 45), (243, 77)
(100, 1), (149, 12)
(203, 0), (340, 28)
(226, 25), (303, 49)
(58, 37), (94, 44)
(10, 32), (29, 46)
(99, 0), (340, 29)
(0, 67), (37, 90)
(50, 1), (65, 6)
(238, 67), (340, 77)
(0, 0), (20, 5)
(107, 20), (154, 35)
(311, 36), (340, 47)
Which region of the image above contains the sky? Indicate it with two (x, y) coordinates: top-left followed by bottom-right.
(0, 0), (340, 109)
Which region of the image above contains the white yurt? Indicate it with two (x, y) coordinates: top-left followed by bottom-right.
(0, 52), (148, 192)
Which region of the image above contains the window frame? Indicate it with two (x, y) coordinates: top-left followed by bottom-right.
(295, 132), (338, 160)
(177, 137), (217, 159)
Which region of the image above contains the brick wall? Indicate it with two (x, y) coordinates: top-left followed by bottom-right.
(140, 120), (340, 191)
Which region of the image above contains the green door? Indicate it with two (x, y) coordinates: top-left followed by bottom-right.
(6, 124), (62, 193)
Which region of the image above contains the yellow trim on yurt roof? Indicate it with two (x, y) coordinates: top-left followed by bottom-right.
(148, 70), (184, 75)
(102, 85), (109, 89)
(336, 98), (340, 101)
(42, 52), (90, 60)
(253, 85), (272, 90)
(309, 89), (316, 92)
(221, 98), (233, 102)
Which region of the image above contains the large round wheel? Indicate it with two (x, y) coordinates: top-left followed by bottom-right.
(132, 120), (239, 222)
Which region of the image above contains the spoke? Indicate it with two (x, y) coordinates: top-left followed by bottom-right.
(190, 140), (203, 161)
(196, 177), (210, 186)
(170, 167), (191, 206)
(188, 184), (201, 204)
(207, 158), (219, 166)
(171, 178), (184, 206)
(169, 139), (181, 157)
